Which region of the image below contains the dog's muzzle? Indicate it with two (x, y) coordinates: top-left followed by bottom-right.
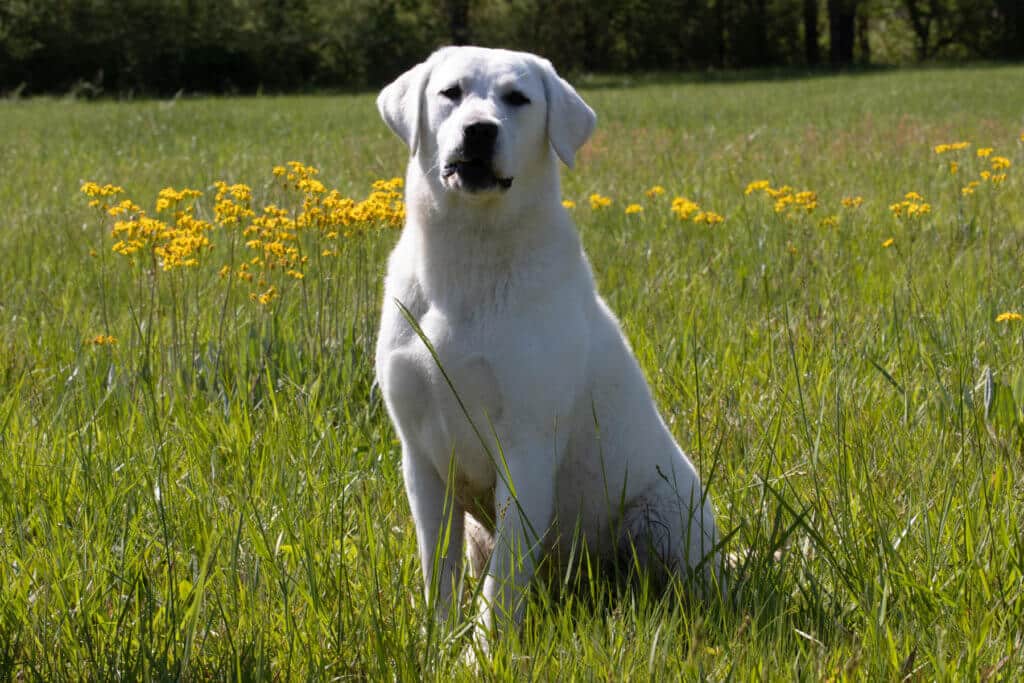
(442, 122), (513, 192)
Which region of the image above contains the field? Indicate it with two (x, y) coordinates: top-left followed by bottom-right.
(2, 65), (1023, 679)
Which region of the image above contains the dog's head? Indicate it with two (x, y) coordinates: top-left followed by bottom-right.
(377, 46), (596, 196)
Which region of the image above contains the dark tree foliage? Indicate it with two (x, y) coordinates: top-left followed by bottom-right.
(0, 0), (1019, 95)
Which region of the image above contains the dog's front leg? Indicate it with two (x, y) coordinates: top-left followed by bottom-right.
(475, 454), (555, 639)
(403, 450), (465, 622)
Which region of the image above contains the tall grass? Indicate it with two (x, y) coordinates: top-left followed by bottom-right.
(1, 65), (1023, 678)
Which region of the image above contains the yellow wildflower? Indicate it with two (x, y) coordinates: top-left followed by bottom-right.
(213, 181), (255, 226)
(933, 141), (970, 154)
(962, 181), (981, 195)
(793, 190), (817, 212)
(81, 182), (125, 211)
(107, 199), (142, 217)
(949, 161), (958, 175)
(80, 182), (124, 198)
(996, 312), (1023, 323)
(86, 334), (118, 346)
(976, 147), (993, 158)
(155, 187), (202, 213)
(645, 185), (665, 197)
(252, 285), (279, 306)
(589, 193), (613, 210)
(562, 199), (576, 209)
(819, 215), (839, 229)
(625, 203), (643, 215)
(841, 196), (864, 209)
(891, 193), (929, 220)
(286, 269), (305, 280)
(882, 237), (895, 248)
(693, 211), (724, 225)
(671, 197), (700, 220)
(990, 156), (1011, 171)
(744, 180), (770, 195)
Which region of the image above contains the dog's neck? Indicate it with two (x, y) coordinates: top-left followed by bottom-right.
(401, 157), (584, 312)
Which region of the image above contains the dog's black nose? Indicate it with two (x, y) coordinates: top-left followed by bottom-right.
(463, 121), (498, 158)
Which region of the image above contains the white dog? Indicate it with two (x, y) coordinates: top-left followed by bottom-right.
(375, 46), (722, 640)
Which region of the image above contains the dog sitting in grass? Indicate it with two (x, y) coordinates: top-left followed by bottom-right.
(375, 45), (723, 646)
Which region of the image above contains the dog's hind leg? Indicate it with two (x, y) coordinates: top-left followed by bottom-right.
(618, 482), (723, 596)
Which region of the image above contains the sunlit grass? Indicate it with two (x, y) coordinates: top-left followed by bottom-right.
(1, 65), (1023, 678)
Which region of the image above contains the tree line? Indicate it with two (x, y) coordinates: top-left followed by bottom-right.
(1, 0), (1020, 96)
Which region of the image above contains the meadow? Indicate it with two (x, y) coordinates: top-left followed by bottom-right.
(1, 65), (1023, 679)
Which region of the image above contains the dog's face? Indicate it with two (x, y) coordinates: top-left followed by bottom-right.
(378, 47), (596, 197)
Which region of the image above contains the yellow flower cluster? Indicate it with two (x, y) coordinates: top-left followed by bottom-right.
(645, 185), (666, 197)
(933, 141), (970, 154)
(671, 197), (699, 219)
(671, 197), (723, 224)
(82, 163), (408, 305)
(241, 204), (303, 283)
(156, 187), (202, 213)
(589, 193), (613, 209)
(81, 182), (126, 211)
(996, 312), (1022, 323)
(889, 191), (931, 219)
(624, 203), (643, 215)
(990, 156), (1011, 171)
(562, 199), (576, 209)
(841, 196), (864, 209)
(744, 180), (770, 195)
(85, 334), (118, 346)
(973, 154), (1011, 186)
(932, 140), (1012, 193)
(745, 181), (817, 217)
(214, 182), (255, 227)
(107, 188), (214, 270)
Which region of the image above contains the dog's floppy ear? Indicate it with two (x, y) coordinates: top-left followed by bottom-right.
(535, 57), (596, 169)
(377, 48), (452, 155)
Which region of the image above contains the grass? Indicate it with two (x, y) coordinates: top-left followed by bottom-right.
(1, 64), (1023, 679)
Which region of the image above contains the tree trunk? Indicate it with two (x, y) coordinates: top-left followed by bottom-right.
(804, 0), (820, 66)
(827, 0), (857, 66)
(857, 6), (870, 63)
(446, 0), (471, 46)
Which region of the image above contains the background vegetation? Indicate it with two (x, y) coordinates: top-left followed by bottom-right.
(1, 0), (1022, 95)
(1, 64), (1023, 677)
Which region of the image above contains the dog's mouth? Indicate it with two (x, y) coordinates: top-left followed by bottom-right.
(442, 159), (513, 192)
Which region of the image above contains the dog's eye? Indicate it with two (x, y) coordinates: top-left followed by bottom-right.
(503, 90), (531, 107)
(440, 85), (462, 101)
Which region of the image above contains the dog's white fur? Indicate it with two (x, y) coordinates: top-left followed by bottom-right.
(375, 46), (721, 639)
